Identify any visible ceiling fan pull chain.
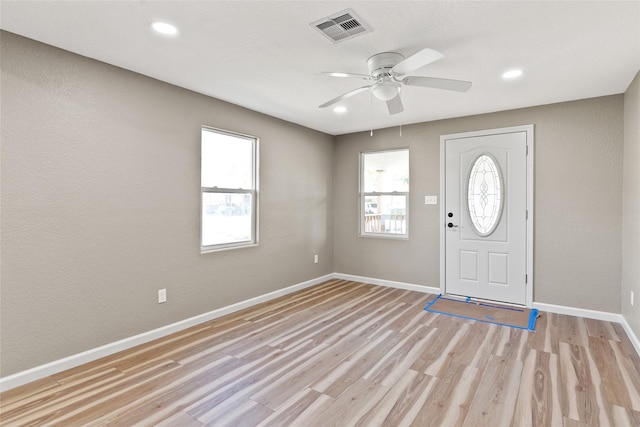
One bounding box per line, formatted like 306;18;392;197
370;90;374;136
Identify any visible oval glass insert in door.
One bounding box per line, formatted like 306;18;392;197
467;153;504;236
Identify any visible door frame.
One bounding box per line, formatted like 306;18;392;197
439;125;535;307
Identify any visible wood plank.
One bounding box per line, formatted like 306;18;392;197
154;411;204;427
202;399;273;427
307;377;390;427
545;312;561;355
364;325;437;386
410;319;470;373
183;340;326;423
609;339;640;411
584;318;621;341
443;321;493;368
557;314;590;347
612;322;640;366
558;342;601;425
250;334;367;410
462;355;523;426
409;363;480;427
260;392;334;427
588;337;634;409
468;323;501;369
265;284;391;351
355;369;435;427
254;388;324;427
423;323;472;376
0;375;61;407
527;311;549;353
511;349;563;426
493;327;528;361
3;280;640;426
310;330;407;398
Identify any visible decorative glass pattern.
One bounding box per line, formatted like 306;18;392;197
467;154;503;236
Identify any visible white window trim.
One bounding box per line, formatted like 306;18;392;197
359;148;410;239
200;126;259;253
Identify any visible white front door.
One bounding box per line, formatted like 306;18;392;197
441;126;532;306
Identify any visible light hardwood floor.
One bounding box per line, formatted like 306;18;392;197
2;279;640;426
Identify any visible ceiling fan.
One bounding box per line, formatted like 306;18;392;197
319;48;472;115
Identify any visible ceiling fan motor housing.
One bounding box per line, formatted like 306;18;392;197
367;52;404;78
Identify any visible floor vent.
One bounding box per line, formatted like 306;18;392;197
311;9;372;43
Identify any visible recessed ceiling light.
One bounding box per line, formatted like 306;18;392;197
502;69;523;80
151;22;178;36
333;106;347;113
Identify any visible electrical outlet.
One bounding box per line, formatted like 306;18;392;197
158;289;167;304
632;291;634;307
314;254;319;264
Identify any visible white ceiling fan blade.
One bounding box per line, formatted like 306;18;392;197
322;72;374;80
319;85;372;108
402;76;472;92
386;94;404;115
391;48;444;76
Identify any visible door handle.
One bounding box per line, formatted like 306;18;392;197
447;222;458;228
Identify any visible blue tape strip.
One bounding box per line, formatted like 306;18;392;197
423;294;442;311
423;295;539;332
528;308;539;331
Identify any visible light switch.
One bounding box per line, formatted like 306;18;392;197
424;195;438;205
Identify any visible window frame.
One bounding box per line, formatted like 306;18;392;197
359;148;410;239
200;126;259;253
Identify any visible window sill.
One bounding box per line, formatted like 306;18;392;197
358;233;409;240
200;242;259;254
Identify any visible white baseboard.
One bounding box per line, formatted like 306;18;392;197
3;272;639;393
619;316;640;357
532;302;622;323
0;274;333;393
332;273;441;295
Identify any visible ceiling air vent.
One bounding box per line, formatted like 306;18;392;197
311;9;372;43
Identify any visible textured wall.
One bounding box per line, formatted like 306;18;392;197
0;29;630;379
622;72;640;336
334;96;624;313
0;32;334;376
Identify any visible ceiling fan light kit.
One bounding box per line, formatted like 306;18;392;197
372;81;401;101
320;48;472;115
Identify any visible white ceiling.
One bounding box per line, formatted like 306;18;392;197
1;1;639;136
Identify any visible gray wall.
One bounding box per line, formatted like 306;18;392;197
0;29;632;379
334;96;624;313
622;71;640;337
0;32;334;377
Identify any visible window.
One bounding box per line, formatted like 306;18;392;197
201;127;258;252
360;149;409;237
467;153;503;236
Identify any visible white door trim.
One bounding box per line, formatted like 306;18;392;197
439;125;535;307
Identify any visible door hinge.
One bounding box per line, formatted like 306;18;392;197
525;274;528;284
526;145;529;155
526;210;529;220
